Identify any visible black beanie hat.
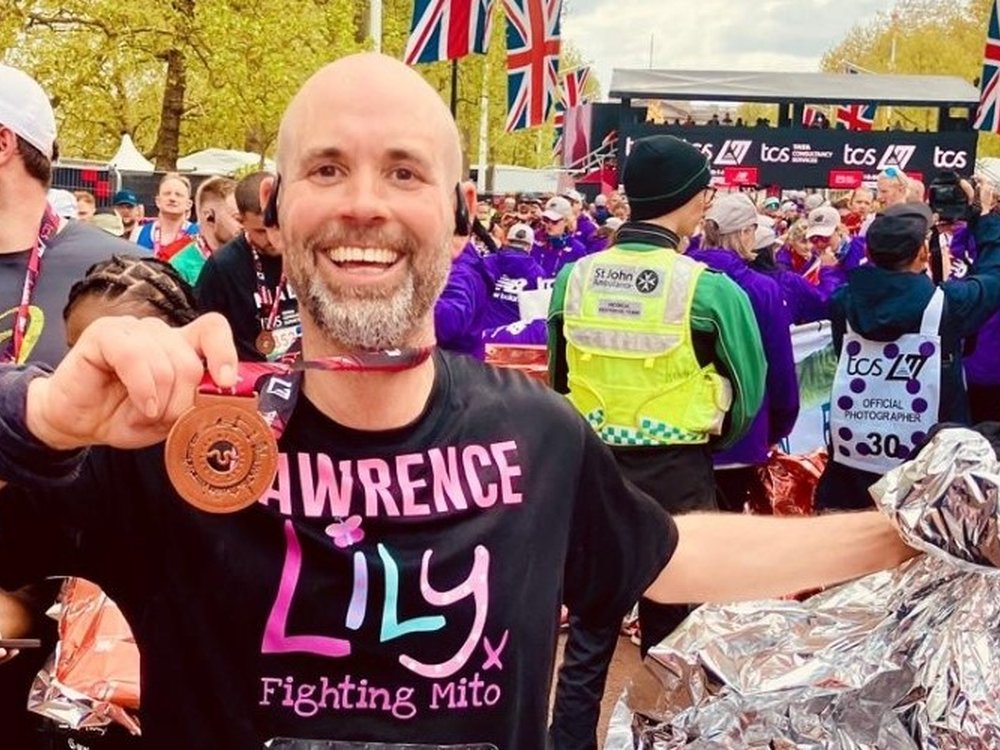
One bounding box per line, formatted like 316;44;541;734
624;135;712;220
867;202;933;267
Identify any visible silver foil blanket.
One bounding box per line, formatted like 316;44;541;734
604;428;1000;749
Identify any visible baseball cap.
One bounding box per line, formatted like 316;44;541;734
762;196;780;211
804;194;826;212
867;202;933;265
623;135;711;220
594;194;608;207
92;212;125;236
506;222;535;248
0;65;56;160
113;189;139;207
806;206;841;238
780;200;798;213
542;196;573;222
605;217;624;231
705;193;758;234
47;188;77;219
561;188;584;203
753;224;780;251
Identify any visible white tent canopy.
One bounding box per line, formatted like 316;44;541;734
176;148;274;175
110;134;154;173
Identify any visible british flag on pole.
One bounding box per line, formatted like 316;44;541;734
975;0;1000;133
560;66;592;109
404;0;497;66
503;0;563;132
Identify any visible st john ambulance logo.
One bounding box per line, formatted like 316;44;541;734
635;269;660;294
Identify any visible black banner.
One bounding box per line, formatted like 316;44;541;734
618;124;979;189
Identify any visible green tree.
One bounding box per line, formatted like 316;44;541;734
821;0;999;154
1;0;596;170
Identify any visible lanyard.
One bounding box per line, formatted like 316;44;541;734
1;204;61;364
252;247;287;332
200;348;434;441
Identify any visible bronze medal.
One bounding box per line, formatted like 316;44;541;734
256;330;276;356
165;393;278;514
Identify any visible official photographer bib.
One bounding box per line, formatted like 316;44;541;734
831;288;944;474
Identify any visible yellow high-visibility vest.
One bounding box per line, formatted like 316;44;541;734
563;245;732;446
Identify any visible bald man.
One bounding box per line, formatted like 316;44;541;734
0;54;915;749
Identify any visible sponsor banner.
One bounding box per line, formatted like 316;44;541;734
620;125;977;188
723;166;760;186
781;321;838;455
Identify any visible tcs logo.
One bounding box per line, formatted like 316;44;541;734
933;147;968;170
842;144;916;171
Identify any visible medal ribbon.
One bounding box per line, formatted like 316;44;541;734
1;204;61;365
252;247;287;333
197;348;435;440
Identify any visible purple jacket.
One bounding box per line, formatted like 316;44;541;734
481;248;547;330
531;234;588;279
575;213;598;243
948;226;1000;386
434;243;492;360
687;247;800;466
773;266;844;324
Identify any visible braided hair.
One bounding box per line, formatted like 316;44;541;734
63;254;198;327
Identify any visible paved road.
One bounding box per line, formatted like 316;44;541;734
551;633;646;747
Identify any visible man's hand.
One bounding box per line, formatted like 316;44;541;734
26;313;238;451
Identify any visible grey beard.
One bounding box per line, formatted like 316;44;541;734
296;251;452;350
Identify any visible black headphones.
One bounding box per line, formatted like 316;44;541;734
263;176;281;228
262;177;470;237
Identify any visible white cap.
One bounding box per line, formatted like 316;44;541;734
47;188;77;219
753;224;779;251
561;188;584;203
542;196;573;222
594;194;608;207
807;206;841;238
705;193;758;234
0;65;56;160
605;217;624;231
506;222;535;248
804;193;826;212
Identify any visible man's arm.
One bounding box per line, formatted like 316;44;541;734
645;512;915;604
546;264;574;392
690;272;767;449
945;213;1000;338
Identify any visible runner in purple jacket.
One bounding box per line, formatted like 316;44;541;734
531;196;588;278
944;221;1000;421
688;195;799;512
751;225;844;324
481;222;547;331
433;242;493;360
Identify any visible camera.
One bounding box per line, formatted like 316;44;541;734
928;171;973;223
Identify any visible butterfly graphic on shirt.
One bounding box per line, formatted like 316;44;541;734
0;305;46;363
325;515;366;549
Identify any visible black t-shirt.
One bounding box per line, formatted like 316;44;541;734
0;353;675;749
195;234;300;362
1;220;134;366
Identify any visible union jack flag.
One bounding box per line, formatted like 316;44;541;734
975;0;1000;133
560;65;592;109
834;103;877;131
404;0;496;66
503;0;563;132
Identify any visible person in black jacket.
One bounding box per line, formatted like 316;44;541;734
817;183;1000;511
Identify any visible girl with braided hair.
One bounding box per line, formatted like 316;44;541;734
63;254;198;345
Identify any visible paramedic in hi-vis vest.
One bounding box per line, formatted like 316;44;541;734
547;135;767;750
816;189;1000;511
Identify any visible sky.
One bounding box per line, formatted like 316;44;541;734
562;0;898;97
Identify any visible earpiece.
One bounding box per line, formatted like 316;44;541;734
454;184;470;237
263;176;281;228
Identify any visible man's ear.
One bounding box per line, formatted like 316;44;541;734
450;180;477;259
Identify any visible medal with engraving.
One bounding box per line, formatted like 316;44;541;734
165;348;435;512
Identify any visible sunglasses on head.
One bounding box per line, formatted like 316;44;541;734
881;166;907;184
